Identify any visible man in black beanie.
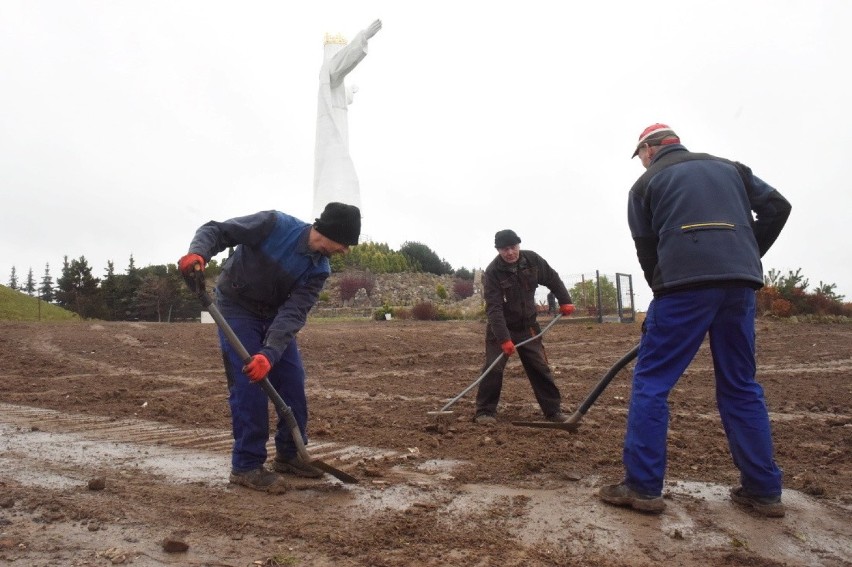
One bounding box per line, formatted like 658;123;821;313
178;202;360;491
474;229;576;424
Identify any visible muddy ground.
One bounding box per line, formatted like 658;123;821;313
0;317;849;566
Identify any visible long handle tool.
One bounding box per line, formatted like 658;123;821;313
185;269;358;483
427;314;563;420
511;343;639;431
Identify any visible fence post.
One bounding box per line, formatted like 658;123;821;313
596;270;603;323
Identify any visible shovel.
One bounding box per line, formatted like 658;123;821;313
427;314;563;421
184;268;358;484
511;343;639;431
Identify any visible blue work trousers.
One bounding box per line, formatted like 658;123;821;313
623;287;782;498
219;315;309;473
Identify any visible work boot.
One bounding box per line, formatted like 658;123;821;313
229;467;288;492
730;486;785;518
598;482;665;514
273;455;324;478
473;413;496;425
545;412;569;423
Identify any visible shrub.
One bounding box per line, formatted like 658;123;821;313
805;293;842;316
758;269;848;318
394;307;412;320
339;276;361;302
412;301;438;320
437;307;465;320
453;278;474;299
756;286;782;315
436;284;448;300
373;303;394;321
318;291;330;303
339;272;376;302
770;298;793;318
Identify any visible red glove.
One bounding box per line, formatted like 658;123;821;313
178;253;205;276
500;340;516;357
559;304;575;317
242;354;271;382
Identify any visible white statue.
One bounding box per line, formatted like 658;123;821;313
312;19;382;219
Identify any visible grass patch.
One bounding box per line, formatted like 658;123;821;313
0;285;79;321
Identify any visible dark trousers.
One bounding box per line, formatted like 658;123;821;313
219;314;309;473
475;324;562;417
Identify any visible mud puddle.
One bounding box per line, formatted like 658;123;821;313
2;402;851;567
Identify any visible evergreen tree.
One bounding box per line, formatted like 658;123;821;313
814;281;844;302
399;241;453;275
24;267;36;296
100;261;123;320
7;266;18;290
329;241;413;273
56;255;103;318
40;263;54;303
123;254;143;320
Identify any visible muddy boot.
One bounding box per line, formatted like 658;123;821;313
273;455;324;478
229;467;288;493
730;486;785;517
473;413;496;425
545;412;569;423
598;482;665;514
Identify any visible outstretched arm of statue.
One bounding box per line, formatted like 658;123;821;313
365;19;382;39
327;19;381;87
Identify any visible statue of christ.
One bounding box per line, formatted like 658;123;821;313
312;19;382;219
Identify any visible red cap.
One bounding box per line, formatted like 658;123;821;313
632;123;679;158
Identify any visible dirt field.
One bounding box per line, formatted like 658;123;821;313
0;317;850;566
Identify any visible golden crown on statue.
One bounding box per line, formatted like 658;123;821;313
323;32;348;45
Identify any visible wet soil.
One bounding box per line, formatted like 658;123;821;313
0;318;850;566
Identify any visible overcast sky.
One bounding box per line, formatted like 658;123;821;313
2;1;850;311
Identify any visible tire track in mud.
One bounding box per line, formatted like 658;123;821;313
0;402;406;484
2;400;843;484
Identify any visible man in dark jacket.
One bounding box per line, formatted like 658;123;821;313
178;202;360;492
598;124;791;516
474;229;575;424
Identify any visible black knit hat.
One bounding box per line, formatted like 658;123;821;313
314;202;361;246
494;229;521;248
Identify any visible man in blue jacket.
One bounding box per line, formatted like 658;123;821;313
599;124;791;516
178;202;360;491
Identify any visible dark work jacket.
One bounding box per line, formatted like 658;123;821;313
187;210;330;365
483;250;572;343
627;144;791;295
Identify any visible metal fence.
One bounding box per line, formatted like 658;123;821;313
536;270;635;323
